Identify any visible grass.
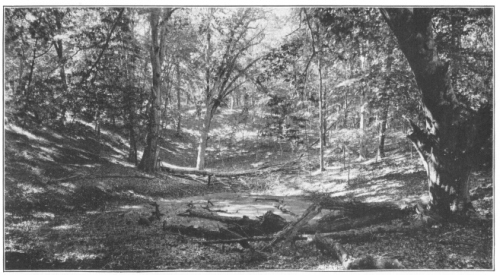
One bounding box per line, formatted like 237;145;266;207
3;108;493;270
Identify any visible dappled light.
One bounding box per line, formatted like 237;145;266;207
7;124;50;143
4;6;492;271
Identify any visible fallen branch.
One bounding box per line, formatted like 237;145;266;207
195;236;308;245
255;198;283;203
299;199;411;234
160;155;303;179
46;173;155;184
178;209;260;226
263;202;322;251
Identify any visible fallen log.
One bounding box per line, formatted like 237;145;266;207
159;155;303;179
178;209;260;226
178;209;288;236
46;173;155;184
263;202;322;251
298;198;411;234
195;236;308;245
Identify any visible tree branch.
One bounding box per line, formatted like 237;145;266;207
82;8;125;82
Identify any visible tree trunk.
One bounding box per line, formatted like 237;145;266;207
358;94;367;159
381;8;475;216
318;48;324;171
196;104;214;170
139;10;163;172
377;101;389;158
176;61;182;135
24;39;38;117
377;45;393;159
54;10;68;123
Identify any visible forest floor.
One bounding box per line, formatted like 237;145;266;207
3;109;493;270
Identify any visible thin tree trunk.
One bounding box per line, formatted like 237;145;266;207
358;47;368;159
176;61;182;135
377;100;389;158
196;105;214;170
377;45;394;159
53;10;68;123
24;38;38;117
318;53;324;171
358;92;367;159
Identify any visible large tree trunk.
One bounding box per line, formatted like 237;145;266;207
381;8;474;216
139;9;163;172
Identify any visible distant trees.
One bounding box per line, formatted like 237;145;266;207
4;7;492;184
194;8;265;170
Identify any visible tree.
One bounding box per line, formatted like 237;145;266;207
380;8;492;216
304;9;325;171
195;8;265;170
138;8;176;172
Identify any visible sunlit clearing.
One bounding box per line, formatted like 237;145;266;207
51;132;64;139
183;128;201;137
103;142;126;155
53;224;81;230
32;212;55;219
316;263;343;270
50;186;73;196
107;158;135;167
73;118;93;128
218;204;273;219
120;205;143;209
6;124;49;143
185;109;197;115
254;186;304;196
9;220;49;230
17;183;45;194
363;195;393;203
235;129;258;139
39;145;59;156
54;252;102;262
251;161;265;168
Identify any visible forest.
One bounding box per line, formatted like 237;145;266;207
4;7;493;270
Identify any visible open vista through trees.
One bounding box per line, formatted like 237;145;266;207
4;7;493;270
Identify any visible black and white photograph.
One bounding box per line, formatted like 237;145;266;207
3;5;493;270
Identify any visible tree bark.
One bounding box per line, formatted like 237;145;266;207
377;45;393;159
53;10;68;123
139;8;175;172
176;61;182;135
377;101;388;158
124;15;138;165
196;104;214;170
381;8;475;216
317;33;325;171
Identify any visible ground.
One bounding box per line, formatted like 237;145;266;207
3;108;493;270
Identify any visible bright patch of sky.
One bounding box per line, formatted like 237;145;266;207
259;7;296;49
